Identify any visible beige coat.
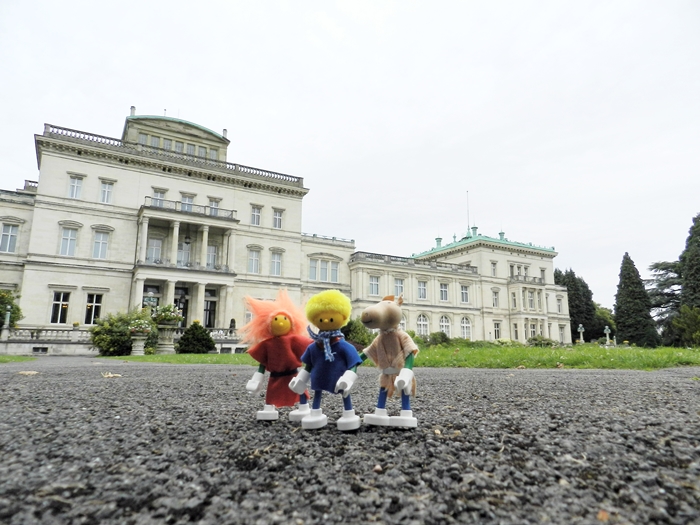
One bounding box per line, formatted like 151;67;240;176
363;329;418;397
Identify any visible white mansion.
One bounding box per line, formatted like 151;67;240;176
0;109;571;344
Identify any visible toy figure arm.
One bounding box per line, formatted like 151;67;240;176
335;369;358;398
394;353;415;395
246;365;266;394
289;364;311;394
404;353;414;370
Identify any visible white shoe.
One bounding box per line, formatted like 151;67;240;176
390;409;417;428
337;409;361;431
289;403;310;422
256;404;279;421
363;408;391;426
301;408;328;429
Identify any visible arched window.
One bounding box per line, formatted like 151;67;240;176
439;315;451;337
461;317;472;340
417;314;428;336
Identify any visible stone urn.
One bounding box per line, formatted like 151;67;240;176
156;324;177;354
130;332;149;356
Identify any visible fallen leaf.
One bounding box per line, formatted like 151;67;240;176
17;371;39;376
101;372;122;378
516;365;526;369
556;362;564;368
597;510;610;522
434;429;442;436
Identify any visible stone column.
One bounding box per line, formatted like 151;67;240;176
164;280;176;307
192;282;206;324
170;221;180;267
226;229;235;271
133;278;145;310
199;225;209;268
138;216;149;263
223;284;234;329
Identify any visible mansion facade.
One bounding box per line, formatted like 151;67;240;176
0;109;572;344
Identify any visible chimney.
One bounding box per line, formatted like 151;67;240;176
130;106;136;116
223;128;228;138
499;231;505;240
471;226;478;237
435;237;442;248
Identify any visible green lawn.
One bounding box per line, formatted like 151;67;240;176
100;343;700;371
0;356;36;364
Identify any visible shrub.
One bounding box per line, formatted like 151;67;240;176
341;318;376;348
176;320;216;354
0;290;23;328
90;310;157;356
527;335;558;347
152;304;184;324
428;331;450;346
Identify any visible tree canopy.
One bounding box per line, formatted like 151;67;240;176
680;213;700;309
614;253;659;347
554;268;596;341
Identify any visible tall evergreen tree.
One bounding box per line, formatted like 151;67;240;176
614;253;659;347
554;268;596;341
646;260;682;346
680;213;700;309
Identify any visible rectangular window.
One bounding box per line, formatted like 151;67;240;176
440;283;448;301
492;291;499;308
152;190;165;207
93;231;109;259
198;146;207;157
510;264;514;277
100;182;113;204
163;138;172;150
175;141;184;153
491;262;497;276
85;294;102;324
0;224;18;253
494;322;501;339
150;136;160;148
309;259;317;280
187;144;196;155
528;291;535;309
270;252;282;276
395;278;404;297
513;323;519;341
138;133;148;145
524;267;529;277
181;195;193;213
461;285;469;303
209;148;218;160
209;200;219;217
248;249;260;273
530;323;537;338
511;292;517;309
177;242;191;267
251;206;261;225
320;260;328;282
330;261;339;283
204;300;217;328
69;176;82;199
60;227;77;256
146;238;162;262
418;281;427;300
557;298;563;313
51;292;70;324
369;276;379;296
207;245;217;269
540;269;546;282
273;209;283;229
537;292;542;310
559;325;565;343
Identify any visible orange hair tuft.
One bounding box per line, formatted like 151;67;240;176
239;289;308;345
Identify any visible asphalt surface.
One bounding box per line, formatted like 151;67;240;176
0;357;699;525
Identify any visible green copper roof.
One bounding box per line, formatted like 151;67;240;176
126;115;229;143
414;231;556;258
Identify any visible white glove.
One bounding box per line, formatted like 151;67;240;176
246;371;264;394
394;368;414;395
334;370;358;398
289;369;310;394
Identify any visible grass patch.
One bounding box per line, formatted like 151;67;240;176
0;356;36;364
97;343;700;370
417;342;700;370
100;353;257;365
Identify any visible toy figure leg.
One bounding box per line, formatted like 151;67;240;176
301;390;328;429
337;394;361;431
363;388;390;426
289;393;310;422
390;391;417;428
256;404;279;421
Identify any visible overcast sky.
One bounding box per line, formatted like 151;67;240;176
1;1;698;308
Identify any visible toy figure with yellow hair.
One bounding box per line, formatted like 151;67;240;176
240;289;312;421
288;289;363;430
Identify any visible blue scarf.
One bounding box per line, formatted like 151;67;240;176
308;326;344;362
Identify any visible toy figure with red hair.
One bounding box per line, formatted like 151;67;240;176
239;289;312;421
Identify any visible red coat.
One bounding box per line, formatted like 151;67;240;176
247;334;312;407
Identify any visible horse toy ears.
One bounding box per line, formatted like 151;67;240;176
382;294;404;306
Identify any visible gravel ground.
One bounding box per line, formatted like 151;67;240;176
0;357;699;525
